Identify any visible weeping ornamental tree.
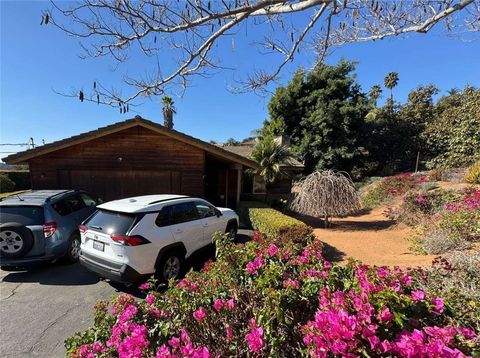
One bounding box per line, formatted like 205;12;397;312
289;170;361;228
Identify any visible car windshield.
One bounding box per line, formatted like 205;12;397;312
0;206;45;226
85;209;136;235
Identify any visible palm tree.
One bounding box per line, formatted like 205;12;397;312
384;72;399;103
162;96;176;129
368;84;382;106
251;137;293;200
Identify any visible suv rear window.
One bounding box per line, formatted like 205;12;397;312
0;206;45;226
85;209;136;235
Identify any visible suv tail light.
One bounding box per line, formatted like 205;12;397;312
79;225;88;233
110;234;150;246
43;222;57;238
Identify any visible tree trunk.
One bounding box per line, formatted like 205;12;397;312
324;214;329;228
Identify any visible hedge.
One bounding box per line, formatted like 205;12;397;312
6;171;31;190
237;201;313;241
0;174;15;193
0;171;31;192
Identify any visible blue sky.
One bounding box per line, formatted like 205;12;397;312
1;1;479;160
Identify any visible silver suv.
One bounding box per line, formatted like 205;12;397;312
0;190;98;267
79;195;239;284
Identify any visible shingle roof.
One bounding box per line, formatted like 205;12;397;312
2;116;258;169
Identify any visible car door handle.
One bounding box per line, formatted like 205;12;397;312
174;229;183;234
203;223;209;227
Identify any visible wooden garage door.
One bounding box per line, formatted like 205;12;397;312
58;169;181;201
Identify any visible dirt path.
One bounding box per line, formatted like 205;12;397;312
298;207;436;267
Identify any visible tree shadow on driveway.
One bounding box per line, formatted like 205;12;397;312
1;230;254;297
1;261;100;286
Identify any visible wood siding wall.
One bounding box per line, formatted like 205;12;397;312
28;126;205;200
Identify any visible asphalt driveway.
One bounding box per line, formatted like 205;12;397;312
0;262;122;357
0;230;252;357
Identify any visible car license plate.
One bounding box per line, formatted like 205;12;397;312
93;240;104;252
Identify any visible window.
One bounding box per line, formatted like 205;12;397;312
0;206;44;225
65;195;86;212
195;200;216;218
86;210;136;235
80;193;97;207
155;205;173;227
52;200;72;216
172;202;199;224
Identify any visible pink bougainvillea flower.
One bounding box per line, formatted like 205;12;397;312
411;290;426;302
401;275;413;286
267;243;279;257
226;298;235;309
323;261;332;270
282;278;299;289
193;307;207;321
378;307;394;322
213;298;223;311
155;344;171;357
246;321;264;353
226;325;233;341
252;231;263;241
138;282;150;290
246;257;265;275
145;294;155;305
181;329;190;342
431;297;445;314
168;336;180;348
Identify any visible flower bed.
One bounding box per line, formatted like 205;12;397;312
66;230;479;357
393;189;480;255
362;172;428;208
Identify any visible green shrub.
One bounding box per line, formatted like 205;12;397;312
237;201;313;239
5;171;30;190
0;174;15;193
465;161;480;184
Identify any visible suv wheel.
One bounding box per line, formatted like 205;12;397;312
225;221;238;240
0;223;34;259
156;250;184;282
64;233;81;263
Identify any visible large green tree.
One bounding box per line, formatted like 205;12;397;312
265;61;370;174
425;86;480;168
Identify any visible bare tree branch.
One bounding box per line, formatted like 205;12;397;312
45;0;479;106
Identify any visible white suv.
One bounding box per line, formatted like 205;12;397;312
78;195;239;284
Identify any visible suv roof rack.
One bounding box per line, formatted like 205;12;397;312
45;190;77;202
147;195;188;206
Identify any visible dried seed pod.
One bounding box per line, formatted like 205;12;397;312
79;91;84;102
40;16;44;25
154;35;157;44
44;14;49;24
93;81;96;89
97;94;100;104
126;104;129;112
